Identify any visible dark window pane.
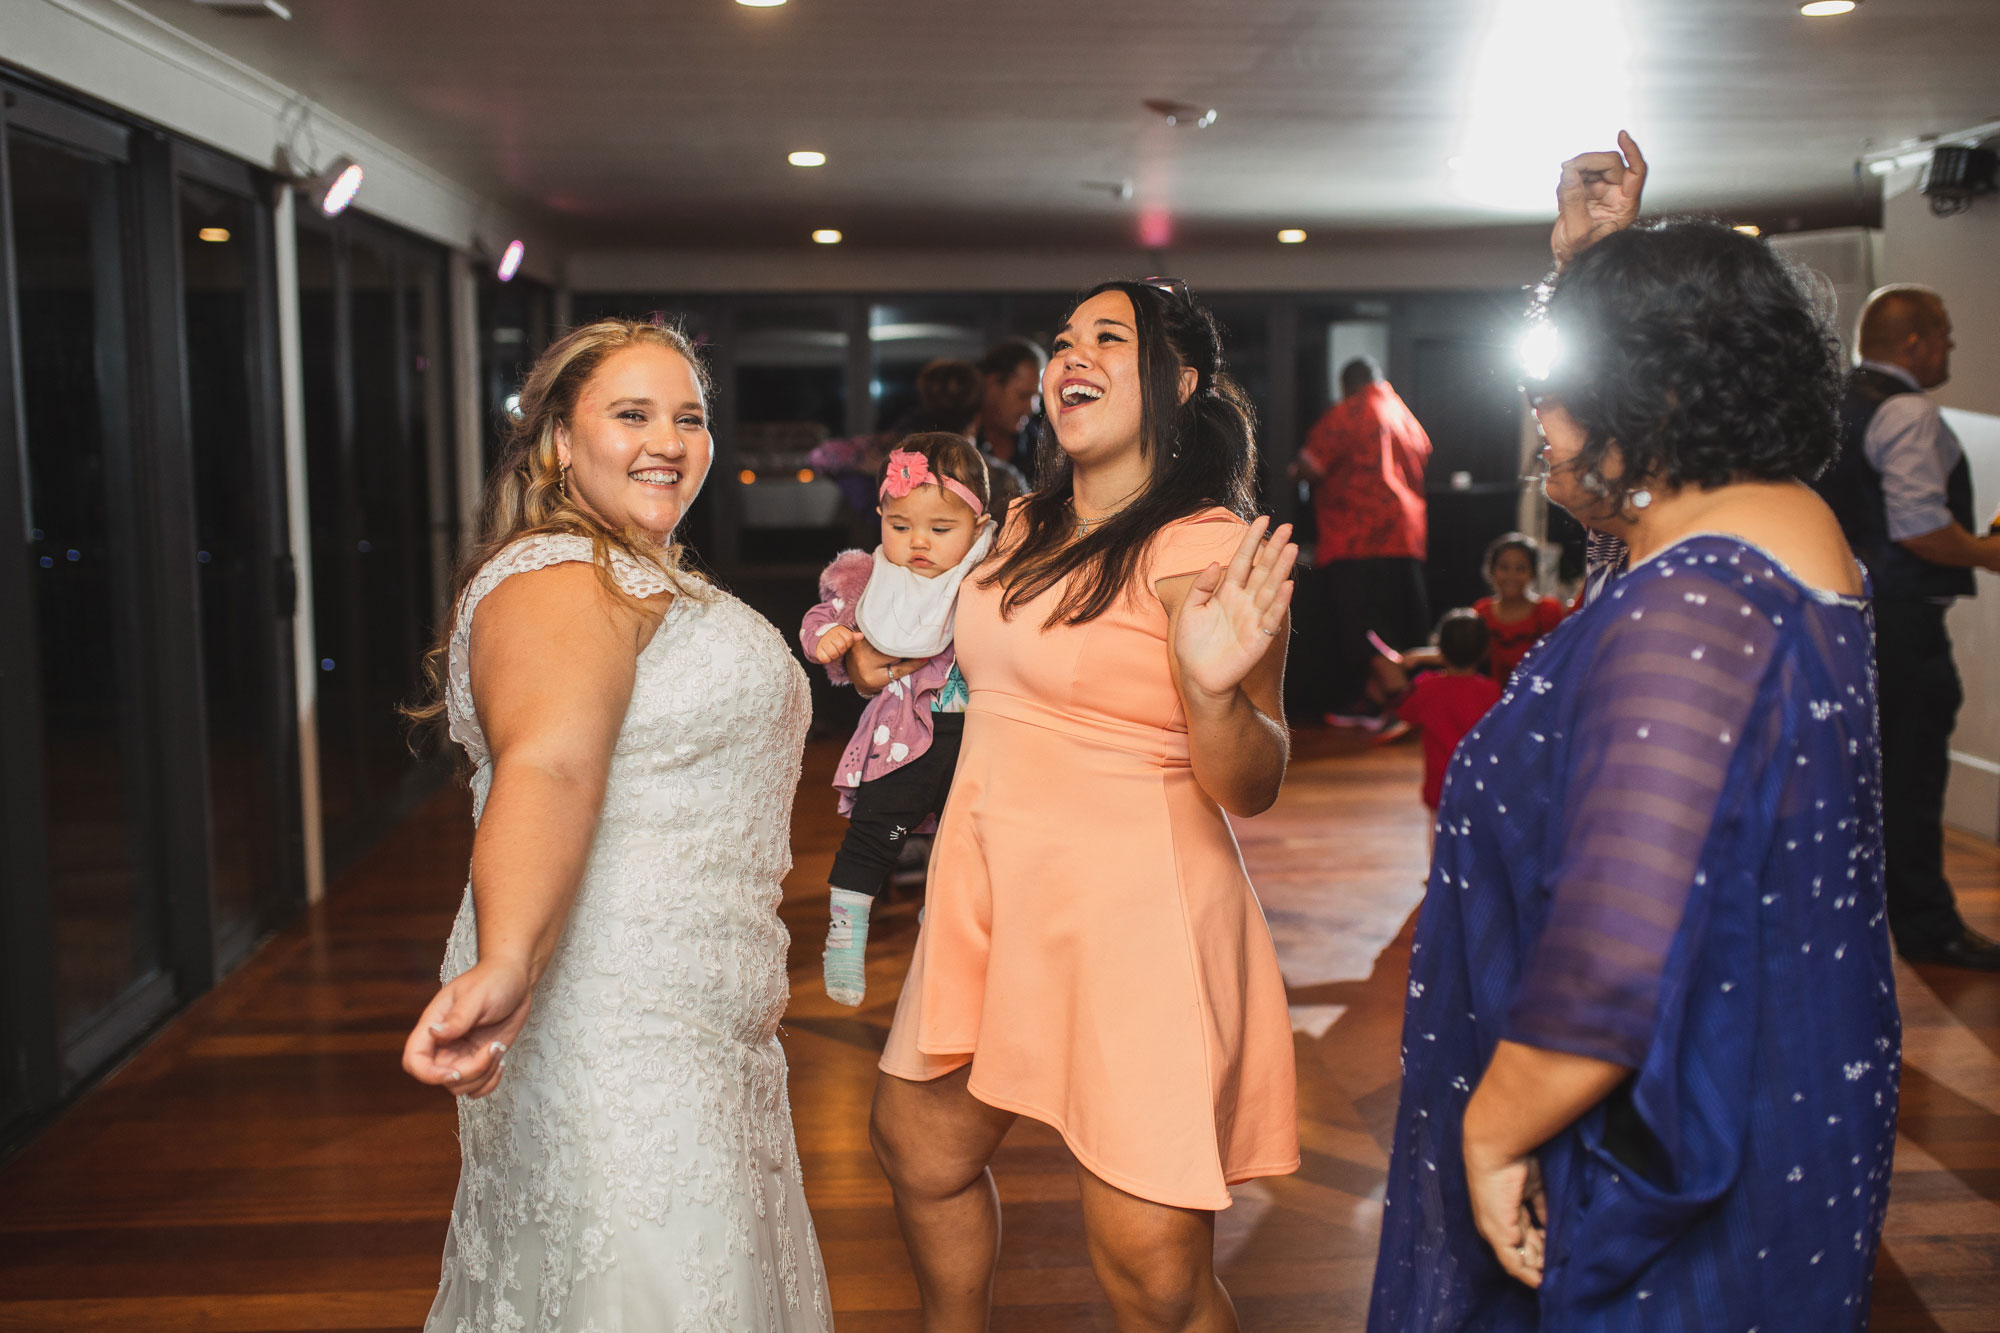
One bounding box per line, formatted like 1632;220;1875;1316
9;129;163;1053
734;305;849;567
181;179;284;956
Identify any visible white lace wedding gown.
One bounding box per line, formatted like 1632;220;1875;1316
425;533;831;1333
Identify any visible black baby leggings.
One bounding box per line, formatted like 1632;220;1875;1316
827;712;966;899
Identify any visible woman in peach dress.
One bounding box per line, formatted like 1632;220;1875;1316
853;279;1299;1331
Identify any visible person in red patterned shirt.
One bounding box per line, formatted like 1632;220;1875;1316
1289;358;1434;724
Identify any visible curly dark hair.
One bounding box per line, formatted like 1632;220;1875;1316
1527;220;1843;512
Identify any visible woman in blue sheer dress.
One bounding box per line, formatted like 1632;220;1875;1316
1370;160;1900;1330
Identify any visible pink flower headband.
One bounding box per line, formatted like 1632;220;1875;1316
879;448;985;516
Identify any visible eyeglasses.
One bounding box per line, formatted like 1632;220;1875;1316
1140;275;1192;302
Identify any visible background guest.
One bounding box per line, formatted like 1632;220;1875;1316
1397;608;1500;812
1475;532;1567;683
896;357;1029;511
974;336;1047;479
1288;356;1434;727
1812;284;2000;970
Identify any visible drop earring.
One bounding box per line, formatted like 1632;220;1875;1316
559;461;570;499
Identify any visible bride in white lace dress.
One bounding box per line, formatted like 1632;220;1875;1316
400;320;830;1332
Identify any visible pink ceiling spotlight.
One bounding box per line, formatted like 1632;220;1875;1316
1138;207;1174;249
497;239;526;282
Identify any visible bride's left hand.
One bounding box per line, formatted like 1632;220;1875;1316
402;957;534;1099
1173;517;1296;701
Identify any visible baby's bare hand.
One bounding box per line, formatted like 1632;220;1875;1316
815;625;859;664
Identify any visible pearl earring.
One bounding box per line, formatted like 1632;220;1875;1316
1629;488;1653;511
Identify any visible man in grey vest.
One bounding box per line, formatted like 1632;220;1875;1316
1815;285;2000;970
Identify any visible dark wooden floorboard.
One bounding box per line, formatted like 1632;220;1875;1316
2;730;1996;1329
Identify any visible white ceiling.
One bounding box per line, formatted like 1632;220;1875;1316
130;0;2000;249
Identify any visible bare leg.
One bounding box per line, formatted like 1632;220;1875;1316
870;1066;1018;1332
1076;1164;1237;1333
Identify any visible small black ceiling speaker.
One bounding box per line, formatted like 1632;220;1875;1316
1920;144;1998;217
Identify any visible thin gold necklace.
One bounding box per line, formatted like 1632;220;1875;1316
1071;485;1143;535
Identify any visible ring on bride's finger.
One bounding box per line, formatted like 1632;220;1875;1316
489;1041;508;1056
1259;626;1278;636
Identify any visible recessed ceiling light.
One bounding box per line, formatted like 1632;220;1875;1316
1733;223;1763;237
1277;228;1307;244
812;229;843;244
192;0;291;17
1800;1;1857;15
1143;99;1218;129
497;239;526;281
197;227;231;243
788;150;826;167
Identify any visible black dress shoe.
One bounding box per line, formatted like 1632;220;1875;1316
1898;926;2000;972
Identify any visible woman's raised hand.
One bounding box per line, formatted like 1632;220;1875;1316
1551;131;1648;269
1173;517;1296;701
402;957;535;1100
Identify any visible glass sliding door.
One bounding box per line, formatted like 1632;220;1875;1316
0;83;305;1151
2;111;173;1090
178;161;298;969
298;216;452;873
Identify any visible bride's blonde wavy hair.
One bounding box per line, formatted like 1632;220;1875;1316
406;318;715;741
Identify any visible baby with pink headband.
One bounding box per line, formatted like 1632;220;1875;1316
798;432;997;1006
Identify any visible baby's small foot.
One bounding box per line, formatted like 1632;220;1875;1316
824;887;872;1007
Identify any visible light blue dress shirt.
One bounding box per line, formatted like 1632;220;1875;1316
1859;359;1964;542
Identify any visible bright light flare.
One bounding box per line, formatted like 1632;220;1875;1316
1519;323;1560;381
497;239;526;282
788;150;826;167
1277;228;1307;244
736;0;786;6
812;229;842;244
1449;0;1633;213
1800;1;1856;16
319;160;363;216
1733;223;1762;237
198;227;231;243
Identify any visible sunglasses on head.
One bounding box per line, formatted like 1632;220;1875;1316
1140;275;1192;302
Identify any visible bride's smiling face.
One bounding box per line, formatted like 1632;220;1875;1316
556;344;712;541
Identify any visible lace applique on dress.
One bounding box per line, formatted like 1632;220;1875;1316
428;533;830;1332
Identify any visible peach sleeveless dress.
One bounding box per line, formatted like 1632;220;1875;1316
880;507;1299;1210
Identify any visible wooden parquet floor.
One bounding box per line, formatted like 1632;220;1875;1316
2;731;1997;1330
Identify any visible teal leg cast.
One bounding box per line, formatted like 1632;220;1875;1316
824;887;874;1006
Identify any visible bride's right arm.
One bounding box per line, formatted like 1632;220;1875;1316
402;562;652;1098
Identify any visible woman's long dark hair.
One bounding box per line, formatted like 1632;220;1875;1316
980;279;1257;625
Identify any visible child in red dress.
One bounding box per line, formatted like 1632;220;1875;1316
1398;610;1502;810
1473;532;1566;684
